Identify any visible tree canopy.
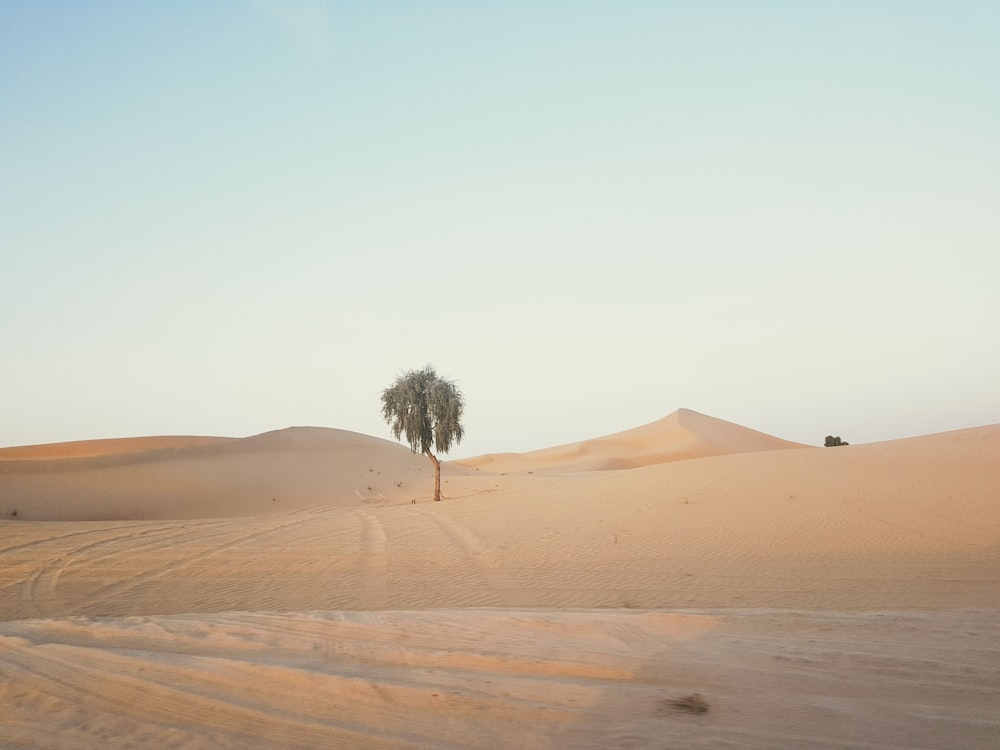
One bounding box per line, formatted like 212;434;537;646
381;366;465;500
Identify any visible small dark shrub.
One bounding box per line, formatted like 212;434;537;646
824;435;849;447
668;693;709;713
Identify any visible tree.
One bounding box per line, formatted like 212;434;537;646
381;366;465;501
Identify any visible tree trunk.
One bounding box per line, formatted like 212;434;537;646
425;450;442;501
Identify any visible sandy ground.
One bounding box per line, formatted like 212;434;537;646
1;410;998;748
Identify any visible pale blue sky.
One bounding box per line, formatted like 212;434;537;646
2;1;998;457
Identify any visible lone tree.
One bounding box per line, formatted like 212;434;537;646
381;366;465;501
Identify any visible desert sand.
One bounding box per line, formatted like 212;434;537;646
1;409;998;748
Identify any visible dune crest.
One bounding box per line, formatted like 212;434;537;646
0;435;235;461
456;408;806;472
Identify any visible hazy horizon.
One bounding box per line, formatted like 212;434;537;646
3;2;998;457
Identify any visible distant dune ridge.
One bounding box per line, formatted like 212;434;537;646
456;407;807;472
0;409;802;521
1;410;998;748
0;434;235;460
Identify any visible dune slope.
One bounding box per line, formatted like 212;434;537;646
2;608;997;750
0;427;445;521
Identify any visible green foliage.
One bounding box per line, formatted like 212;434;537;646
381;366;465;456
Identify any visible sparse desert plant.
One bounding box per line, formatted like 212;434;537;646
824;435;849;447
381;365;465;501
668;693;709;713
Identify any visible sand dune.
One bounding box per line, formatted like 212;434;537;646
1;412;998;748
0;427;442;521
456;408;806;472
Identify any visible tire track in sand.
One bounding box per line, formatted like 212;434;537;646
66;515;323;614
15;523;186;619
410;506;516;606
352;510;388;609
0;522;168;556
